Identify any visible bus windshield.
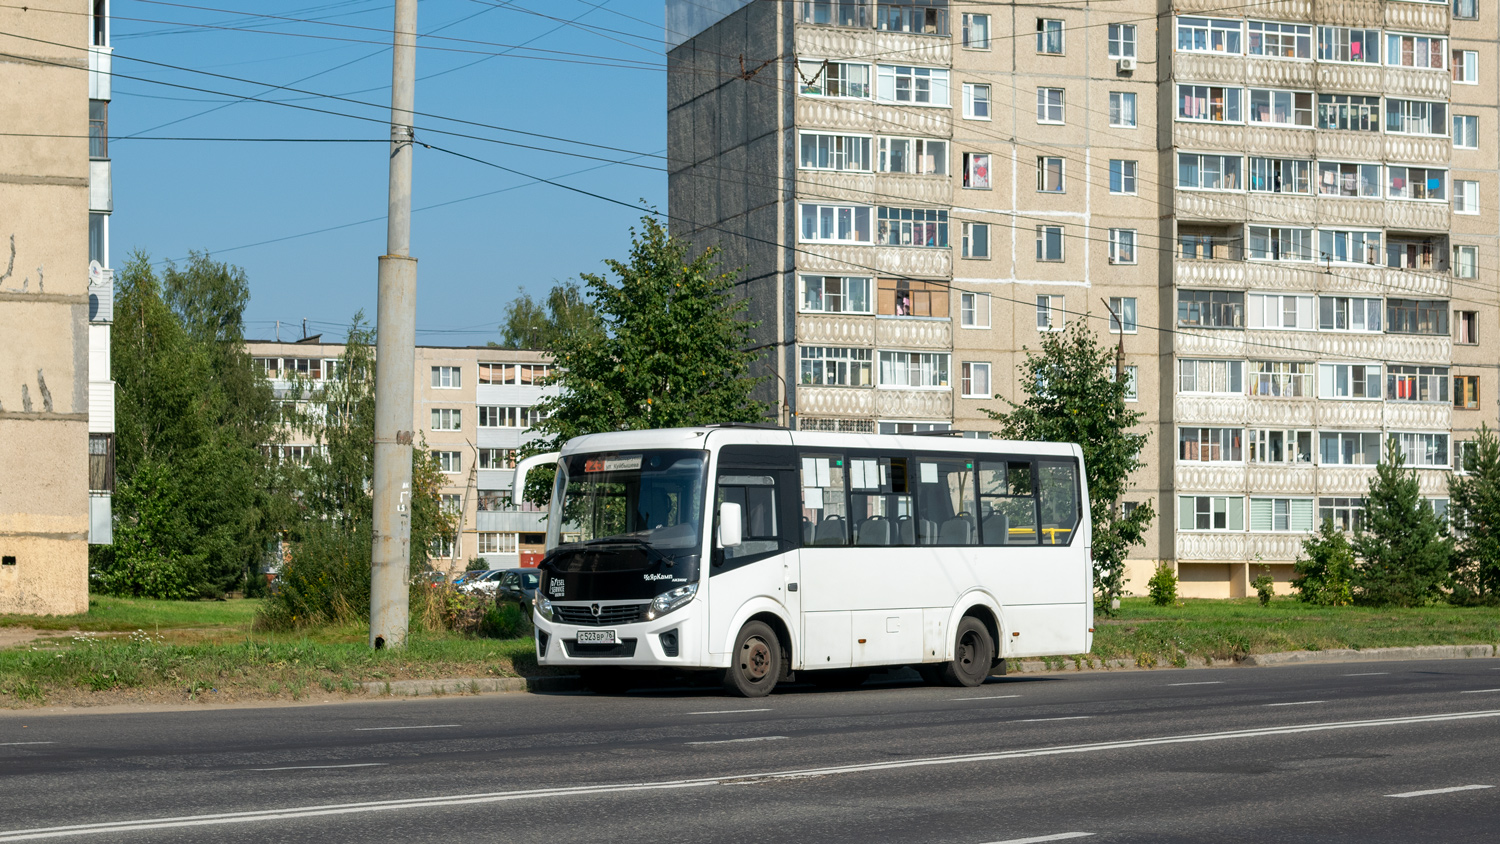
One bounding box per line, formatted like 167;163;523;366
551;450;708;554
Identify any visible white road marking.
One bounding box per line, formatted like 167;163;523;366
1345;673;1389;677
248;764;386;772
1266;701;1325;707
951;694;1023;701
1460;689;1500;694
0;742;53;747
981;834;1094;844
6;709;1500;841
1168;681;1224;686
686;709;771;715
1387;785;1493;799
685;736;788;746
1019;716;1091;722
353;725;462;732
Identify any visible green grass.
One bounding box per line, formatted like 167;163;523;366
0;596;261;632
1088;597;1500;666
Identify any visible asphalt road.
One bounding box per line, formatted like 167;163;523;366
3;658;1499;843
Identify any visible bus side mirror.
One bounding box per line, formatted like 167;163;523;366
717;502;743;549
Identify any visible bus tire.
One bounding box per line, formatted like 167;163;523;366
579;668;633;695
940;617;994;688
723;621;781;698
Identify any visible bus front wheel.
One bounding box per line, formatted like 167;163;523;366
723;621;781;698
940;617;994;687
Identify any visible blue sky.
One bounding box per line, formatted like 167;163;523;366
109;0;669;345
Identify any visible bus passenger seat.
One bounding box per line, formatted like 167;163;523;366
856;516;891;546
802;518;814;545
814;514;846;546
982;513;1009;546
897;515;915;545
939;517;973;545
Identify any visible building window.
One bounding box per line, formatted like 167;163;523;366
1248;226;1313;262
1109;92;1137;127
799;132;872;172
1319;497;1366;532
1249;293;1315;329
1180;153;1244;191
429;534;456;559
1107;297;1137;333
877;351;950;388
800;203;873;243
798;59;872;98
1177;17;1242;54
1121;366;1139;402
434;450;462;474
877;1;948;35
1386;365;1450;403
1036;156;1065;192
478;448;518;469
961;13;990;49
1454;181;1479;214
876;64;950;106
1386;237;1444;270
477;363;552;385
1388;166;1447;201
478;532;519;555
1387;299;1450;335
431;366;461;389
1178;290;1245;328
1250;361;1311;398
959;292;990;328
1248;157;1311;194
1320;296;1383;332
1036;18;1064;54
1317;94;1381;132
961;222;990;259
1319;433;1382;466
1316;161;1379;197
478;406;544;428
1454;115;1479;148
961;362;991;398
1456;310;1479;344
1318;229;1382;265
1035;226;1064;262
1108;23;1136;58
1455;375;1481;410
797;1;871;28
1453;50;1478;83
1387;33;1446;70
1318;26;1380;63
879;137;947;174
800;346;874;387
1386;99;1449;136
1036;295;1065;330
88;100;107;159
1458;440;1480;472
1250;429;1314;464
1250;498;1315;532
1249;88;1313;127
89;213;106;265
1389;432;1449;468
1178;359;1244;394
878;278;949;317
1317;364;1381;399
877;207;948;247
1179;496;1245;532
1109;159;1137;194
1108;230;1136;265
1036;88;1064;123
89;433;115;493
962;153;991;189
1177;84;1242;122
962;83;991;120
1249;20;1311;58
1455;0;1478;19
801;275;872;314
440;494;462;516
430;408;462;431
1179;427;1244;462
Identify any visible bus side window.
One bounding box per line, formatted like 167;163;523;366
978;460;1038;546
848;455;914;547
800;454;848;546
914;457;978;546
1037;459;1081;545
716;473;781;561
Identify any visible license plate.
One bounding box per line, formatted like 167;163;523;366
576;629;617;645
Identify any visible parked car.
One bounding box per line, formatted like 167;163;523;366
494;568;540;606
458;569;505;595
420;570;447;589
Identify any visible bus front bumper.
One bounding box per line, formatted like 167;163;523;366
534;605;701;668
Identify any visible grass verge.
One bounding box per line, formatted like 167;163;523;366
0;596;261;632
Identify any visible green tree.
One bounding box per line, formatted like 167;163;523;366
1448;424;1500;604
1291;521;1355;606
982;318;1154;612
1351;439;1451;606
524;217;767;502
497;280;601;350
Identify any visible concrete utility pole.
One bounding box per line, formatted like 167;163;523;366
369;0;419;650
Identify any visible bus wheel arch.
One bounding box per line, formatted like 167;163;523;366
961;605;1002;667
747;611;793;678
724;617;786;697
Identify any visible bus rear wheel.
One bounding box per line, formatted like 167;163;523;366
940;617;994;688
723;621;781;698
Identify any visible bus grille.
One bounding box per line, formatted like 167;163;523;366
554;603;646;626
562;639;638;658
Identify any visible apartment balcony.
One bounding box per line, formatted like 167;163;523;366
875;316;950;349
875;386;951;419
799;314;876;346
1385;0;1449;33
1315;63;1448;101
1383;134;1452;166
88;45;111;100
1173;258;1451;299
1247;464;1319;495
88;381;114;434
796;99;951;138
799;171;951;207
1175;463;1246;493
1175;190;1248;223
794;25;950;67
88;159;111;213
1383;400;1451;431
797;385;876;418
1175;394;1249;426
1173;0;1312;20
475;428;528;450
796;243;951;278
88;268;113;323
1243;194;1316;226
89;493;112;545
1318;331;1450;365
475;510;546;533
1245;397;1318;427
1175;123;1316;159
1172;53;1246;87
1314;399;1387;429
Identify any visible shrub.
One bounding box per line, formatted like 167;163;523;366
482;601;533;639
1252;569;1274;606
1292;522;1355;606
1147;563;1178;607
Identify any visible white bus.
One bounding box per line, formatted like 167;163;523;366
524;425;1092;697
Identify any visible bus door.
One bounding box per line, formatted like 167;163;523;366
707;446;801;661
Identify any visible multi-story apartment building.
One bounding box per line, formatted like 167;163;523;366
0;0;113;614
246;341;557;574
667;0;1499;597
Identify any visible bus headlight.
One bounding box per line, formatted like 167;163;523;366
647;583;697;621
535;594;555;622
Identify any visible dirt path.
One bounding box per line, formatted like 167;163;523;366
0;627;47;649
